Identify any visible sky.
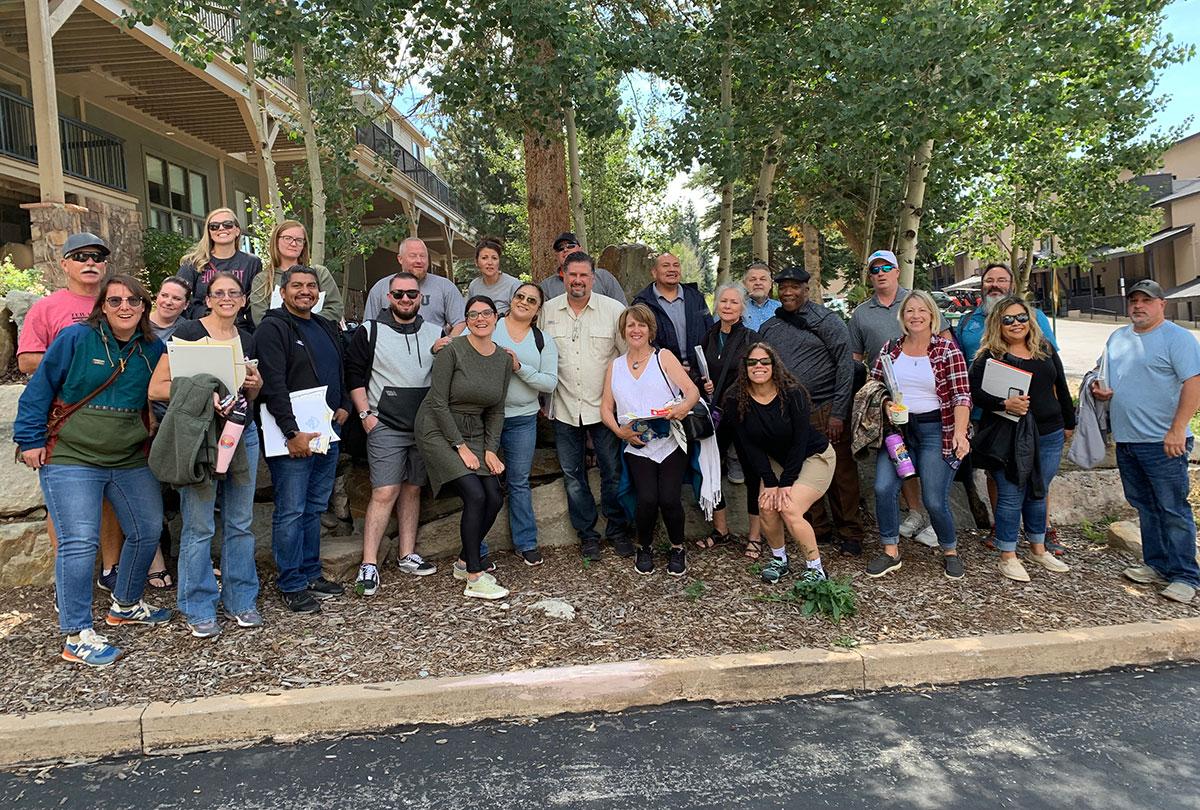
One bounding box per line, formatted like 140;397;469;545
1155;0;1200;138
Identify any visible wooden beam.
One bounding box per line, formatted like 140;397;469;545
24;0;64;202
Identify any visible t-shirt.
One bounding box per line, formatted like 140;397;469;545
178;251;263;327
467;273;523;316
891;353;940;413
848;288;909;364
1105;321;1200;444
294;315;343;412
363;272;466;332
17;288;96;355
150;316;190;343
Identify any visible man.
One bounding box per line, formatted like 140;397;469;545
956;261;1057;363
540;251;632;560
741;261;781;331
539;232;628;304
345;272;442;597
632;252;713;375
256;266;351;614
1094;280;1200;604
759;265;864;555
17;232;126;591
362;238;466;342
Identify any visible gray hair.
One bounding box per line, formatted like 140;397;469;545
398;237;427;254
713;283;747;310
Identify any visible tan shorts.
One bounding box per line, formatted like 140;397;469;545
769;444;836;495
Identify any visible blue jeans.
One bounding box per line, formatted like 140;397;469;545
40;464;164;634
554;420;631;544
266;440;340;593
177;429;260;624
993;428;1065;553
501;413;539;552
1116;438;1199;588
875;418;957;549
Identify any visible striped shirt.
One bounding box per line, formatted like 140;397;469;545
871;335;972;458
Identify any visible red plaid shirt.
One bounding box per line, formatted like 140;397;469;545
871;335;972;457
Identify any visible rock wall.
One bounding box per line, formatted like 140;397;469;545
20;198;144;289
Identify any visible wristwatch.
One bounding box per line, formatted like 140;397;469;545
358;409;373;420
285;428;298;441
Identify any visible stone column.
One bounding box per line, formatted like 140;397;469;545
20;198;145;289
20;201;87;288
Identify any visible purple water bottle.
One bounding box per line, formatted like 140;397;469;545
885;431;917;479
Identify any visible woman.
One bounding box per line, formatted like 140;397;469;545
149;276;192;342
467;238;522;316
14;275;170;667
600;304;699;576
249;220;344;327
724;343;835;583
149;272;264;637
493;283;558;566
416;295;513;599
696;283;762;555
969;296;1073;582
867;289;971;580
177;208;261;329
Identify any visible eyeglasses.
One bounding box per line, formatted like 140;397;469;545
390;289;420;300
1000;313;1031;326
67;251;107;263
278;235;306;245
208;290;244;300
208;220;238;232
512;292;540;305
105;296;144;309
744;357;774;367
465;310;495;321
869;264;897;275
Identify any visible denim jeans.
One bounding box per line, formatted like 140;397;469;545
875;417;957;549
554;419;630;544
178;428;260;624
40;463;164;634
500;413;539;552
993;428;1065;553
266;439;340;593
1116;438;1199;588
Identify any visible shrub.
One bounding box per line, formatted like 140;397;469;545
765;573;858;622
142;228;194;293
0;256;47;297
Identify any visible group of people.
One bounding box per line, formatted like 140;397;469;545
11;212;1200;669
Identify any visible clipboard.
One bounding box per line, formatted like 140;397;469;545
982;358;1033;422
167;340;241;393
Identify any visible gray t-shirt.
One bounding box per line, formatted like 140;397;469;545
467;272;523;316
848;287;909;364
540;266;628;306
364;272;466;333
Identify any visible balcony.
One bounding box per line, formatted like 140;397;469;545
355;123;459;214
0;88;127;192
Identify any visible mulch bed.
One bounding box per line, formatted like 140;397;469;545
1;522;1198;715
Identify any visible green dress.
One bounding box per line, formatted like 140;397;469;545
415;337;513;497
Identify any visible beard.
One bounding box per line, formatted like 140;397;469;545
982;292;1004;313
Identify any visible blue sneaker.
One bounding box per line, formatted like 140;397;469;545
96;566;118;593
223;607;263;628
62;629;122;667
105;599;172;626
187;619;221;638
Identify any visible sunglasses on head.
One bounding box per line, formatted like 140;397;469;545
105;296;144;309
208;220;238;231
744;357;774;367
390;289;421;300
869;264;897;275
1001;313;1030;326
67;251;107;263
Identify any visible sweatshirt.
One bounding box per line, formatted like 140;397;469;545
344;311;441;425
254;307;350;436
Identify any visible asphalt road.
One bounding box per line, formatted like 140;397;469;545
6;664;1200;810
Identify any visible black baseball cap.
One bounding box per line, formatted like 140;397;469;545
1126;279;1164;300
553;232;580;251
62;232;110;258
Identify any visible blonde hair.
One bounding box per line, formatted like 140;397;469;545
181;208;240;270
263;220;310;293
618;303;658;343
896;289;944;337
976;295;1049;361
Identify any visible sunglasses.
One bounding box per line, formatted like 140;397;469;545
208;220;238;231
466;310;495;321
105;296;144;309
744;357;774;367
389;289;420;300
207;290;244;300
556;243;580;252
869;264;897;275
67;251;107;263
1000;313;1031;326
512;292;540;305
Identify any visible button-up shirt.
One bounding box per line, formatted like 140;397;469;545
539;292;626;426
743;296;781;331
656;289;688;356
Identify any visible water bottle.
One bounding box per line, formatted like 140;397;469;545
885;430;917;479
215;396;248;474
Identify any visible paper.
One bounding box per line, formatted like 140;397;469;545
270;286;326;314
982;358;1034;422
167;340;241;393
692;345;710;380
260;386;340;457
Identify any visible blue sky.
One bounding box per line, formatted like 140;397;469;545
1156;0;1200;137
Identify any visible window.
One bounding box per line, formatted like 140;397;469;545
145;155;207;239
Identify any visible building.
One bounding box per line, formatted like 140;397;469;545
0;0;468;313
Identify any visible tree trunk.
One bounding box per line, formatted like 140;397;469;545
895;139;934;290
292;41;326;267
1015;233;1038;295
750;123;784;264
243;35;283;223
716;43;733;285
564;103;587;252
861;167;881;283
802;222;821;295
523;124;571;283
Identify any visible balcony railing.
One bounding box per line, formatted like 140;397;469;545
355;123;459;214
0;89;127;191
195;10;296;92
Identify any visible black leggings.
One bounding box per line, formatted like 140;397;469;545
626;449;688;549
450;474;504;574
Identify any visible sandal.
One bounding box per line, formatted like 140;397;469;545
696;529;733;550
743;537;765;560
146;570;174;590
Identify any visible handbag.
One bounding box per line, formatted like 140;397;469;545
655;350;716;441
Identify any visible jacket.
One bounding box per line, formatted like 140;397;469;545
698;321;758;406
344;311;440;428
254;307;351;436
851;379;889;457
972;410;1044;497
1067;368;1110;469
759;302;854;419
149;373;249;491
632;282;713;377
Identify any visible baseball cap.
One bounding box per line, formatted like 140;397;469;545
1126;279;1164;300
866;249;898;269
553;232;580;251
62;232;111;258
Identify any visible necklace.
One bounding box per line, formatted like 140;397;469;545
630;351;652;369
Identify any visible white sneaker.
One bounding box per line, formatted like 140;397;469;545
1027;552;1069;573
899;511;927;538
464;576;509;600
397;553;437;577
913;525;939;548
354;563;380;596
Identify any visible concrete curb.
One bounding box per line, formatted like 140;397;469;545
4;617;1199;767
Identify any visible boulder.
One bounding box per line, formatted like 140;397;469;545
597;243;653;299
1046;469;1136;525
1106;520;1143;556
0;385;46;518
4;290;41;334
0;306;14;372
0;520;53;586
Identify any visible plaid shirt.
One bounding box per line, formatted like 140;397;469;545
871;335;972;457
